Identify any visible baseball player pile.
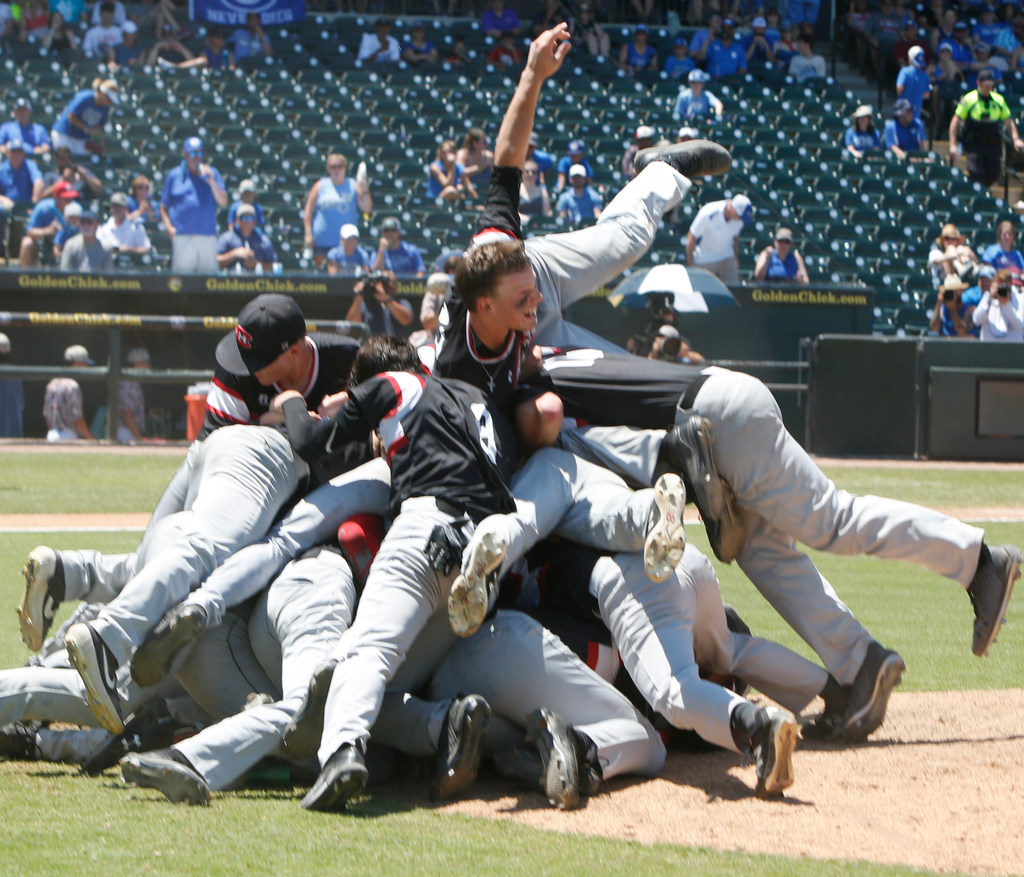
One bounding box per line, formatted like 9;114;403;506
3;26;1020;814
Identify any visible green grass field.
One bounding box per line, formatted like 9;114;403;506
1;452;1021;876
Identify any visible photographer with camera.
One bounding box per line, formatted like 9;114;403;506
972;267;1024;342
345;269;413;339
929;274;980;337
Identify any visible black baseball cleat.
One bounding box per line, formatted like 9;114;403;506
282;659;337;762
65;622;124;734
838;641;905;742
751;706;800;798
968;543;1021;657
301;742;368;811
524;707;584;810
120;748;211;806
82;698;179;776
656;415;746;564
431;694;491;802
633;139;732;178
18;546;66;652
0;722;41;760
130;603;209;688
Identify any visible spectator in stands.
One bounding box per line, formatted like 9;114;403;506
973;266;1024;340
0;333;23;439
455;128;494;194
401;21;439;65
60;209;113;272
160;136;227;275
326;223;371;277
40;145;103;204
19;179;76;266
753;226;810;284
43;345;94;442
40;11;78;51
413;271;450;347
896;46;932;121
689;12;722;63
227;179;264;231
50;78;119;157
788;0;821;38
929;274;979;337
58;201;82;257
118;347;149;443
373;216;425;277
967;44;1004;89
949;69;1024;186
973;5;1019;69
844;105;883;158
358;18;401;64
677;125;700;141
231;12;272;63
789;34;826;81
481;0;522;38
0;138;42;224
82;2;122;57
18;0;51;41
518;159;551;222
127;174;157;224
526;130;555;178
742;16;775;69
145;23;194;67
1;98;50;158
949;21;975;73
573;2;610;56
928;222;980;288
487;30;524;70
980;219;1024;283
158;28;233;71
49;0;83;26
346;269;413;338
931;7;959;55
894;19;929;68
427;139;477;203
89;0;124;24
700;18;747;78
664;35;696;80
555;139;592;191
216;204;276;274
621;125;656;180
108;20;144;69
97;191;151;254
618;23;658;75
933;41;962;89
531;0;573;39
304;153;372;269
673;68;723;121
556;163;602;225
965;262;994;317
686;193;754;284
773;19;797;65
884;98;928;158
874;0;905;50
445;37;473;68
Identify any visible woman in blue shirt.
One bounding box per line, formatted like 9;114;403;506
303;153;373;268
618;24;658;75
50;78;119;156
427;139;476;203
754;227;810;283
844;105;883;158
981;220;1024;286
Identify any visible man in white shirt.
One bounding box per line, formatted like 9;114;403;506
357;19;401;64
82;2;123;56
788;34;826;81
97;191;151;254
686;194;753;283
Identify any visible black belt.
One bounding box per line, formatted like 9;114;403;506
679;373;710;410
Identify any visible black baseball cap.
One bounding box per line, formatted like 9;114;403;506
215;293;307;375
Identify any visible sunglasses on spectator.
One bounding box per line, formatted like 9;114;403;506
328;163;346;170
239;216;257;222
80;219;97;225
523;168;537;174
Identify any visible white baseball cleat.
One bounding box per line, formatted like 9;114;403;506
644;474;687;582
18;546;65;652
448;527;506;637
65;622;124;734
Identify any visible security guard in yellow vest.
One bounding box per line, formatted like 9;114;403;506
948;68;1024;186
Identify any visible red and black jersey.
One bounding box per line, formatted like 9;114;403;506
283;372;517;523
433;294;531;410
200;333;360;438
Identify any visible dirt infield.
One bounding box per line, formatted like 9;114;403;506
440;689;1024;876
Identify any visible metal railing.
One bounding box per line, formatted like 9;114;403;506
0;311;368;441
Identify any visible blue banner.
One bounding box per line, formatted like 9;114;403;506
189;0;306;26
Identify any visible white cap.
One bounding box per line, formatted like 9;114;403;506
657;324;680;339
731;193;754;224
752;16;767;27
127;347;150;364
426;272;451;295
636;125;656;140
64;344;90;364
0;333;9;354
64;202;83;219
121;20;137;33
677;126;699;140
340;223;359;240
238;178;258;194
568;163;587;178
